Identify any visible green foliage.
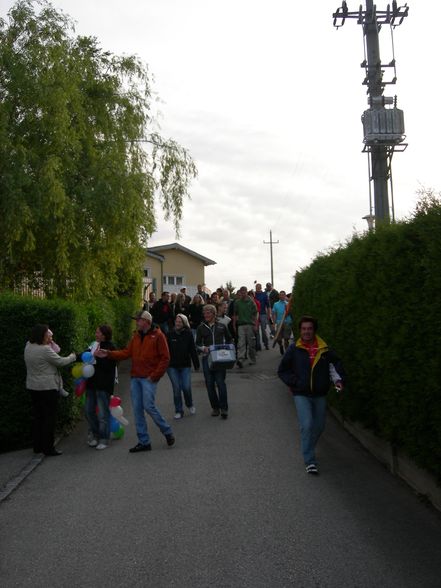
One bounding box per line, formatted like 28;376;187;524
222;281;236;295
0;293;80;450
0;0;197;299
108;297;138;347
0;292;136;451
293;195;441;481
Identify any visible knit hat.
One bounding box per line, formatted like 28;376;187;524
176;313;190;329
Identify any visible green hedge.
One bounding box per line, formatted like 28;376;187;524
292;204;441;482
0;293;136;452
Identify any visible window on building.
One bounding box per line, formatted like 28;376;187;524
163;275;184;287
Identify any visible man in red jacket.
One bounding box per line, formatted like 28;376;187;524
98;311;175;453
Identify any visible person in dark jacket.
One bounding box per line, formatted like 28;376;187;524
278;315;345;475
174;292;190;318
83;324;117;450
166;314;200;419
188;294;204;339
196;304;233;419
151;291;174;334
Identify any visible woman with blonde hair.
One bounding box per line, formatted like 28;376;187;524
196;305;233;419
174;292;189;317
188;293;204;339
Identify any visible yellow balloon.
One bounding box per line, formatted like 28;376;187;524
71;363;83;379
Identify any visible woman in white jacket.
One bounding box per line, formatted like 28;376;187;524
24;324;76;456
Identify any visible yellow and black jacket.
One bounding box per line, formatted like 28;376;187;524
277;335;344;397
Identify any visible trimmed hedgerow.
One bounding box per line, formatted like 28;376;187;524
109;297;139;348
0;293;136;451
292;203;441;482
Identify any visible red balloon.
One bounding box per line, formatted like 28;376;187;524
109;395;121;407
75;379;87;397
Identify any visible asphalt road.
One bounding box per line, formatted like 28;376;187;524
1;348;441;588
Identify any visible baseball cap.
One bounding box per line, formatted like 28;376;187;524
132;310;152;322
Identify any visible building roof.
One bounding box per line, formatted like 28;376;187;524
146;251;165;262
147;243;216;266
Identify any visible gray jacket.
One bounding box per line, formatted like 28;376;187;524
24;342;76;391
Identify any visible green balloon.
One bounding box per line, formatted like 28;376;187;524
112;425;125;440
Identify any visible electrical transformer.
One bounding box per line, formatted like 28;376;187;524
362;107;405;145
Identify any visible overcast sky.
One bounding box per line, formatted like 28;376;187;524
3;0;440;291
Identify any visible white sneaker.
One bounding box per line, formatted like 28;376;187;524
189;406;196;415
174;412;183;419
96;443;108;450
88;439;98;447
306;464;319;475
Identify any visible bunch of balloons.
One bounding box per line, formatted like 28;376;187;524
109;395;129;439
71;351;96;398
71;351;129;439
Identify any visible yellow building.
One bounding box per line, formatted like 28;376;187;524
142;243;216;301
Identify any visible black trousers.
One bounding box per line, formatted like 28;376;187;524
29;389;59;454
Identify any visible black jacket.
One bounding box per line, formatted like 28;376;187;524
82;340;117;394
196;321;232;349
188;303;204;329
278;335;344;397
166;328;199;370
151;299;174;325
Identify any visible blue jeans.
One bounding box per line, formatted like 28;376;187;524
131;377;172;445
293;395;327;465
259;314;269;348
167;367;193;413
202;356;228;411
85;388;111;442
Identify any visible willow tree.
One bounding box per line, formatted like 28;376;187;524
0;0;197;298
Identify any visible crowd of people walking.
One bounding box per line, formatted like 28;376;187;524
24;281;344;474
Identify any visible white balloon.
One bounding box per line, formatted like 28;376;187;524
82;364;95;378
110;405;129;426
111;405;123;417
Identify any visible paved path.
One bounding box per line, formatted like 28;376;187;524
1;348;441;587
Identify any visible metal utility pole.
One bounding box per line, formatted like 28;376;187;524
263;230;279;285
333;1;409;226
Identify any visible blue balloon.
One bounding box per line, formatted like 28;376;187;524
74;377;85;386
110;415;120;433
81;351;94;363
